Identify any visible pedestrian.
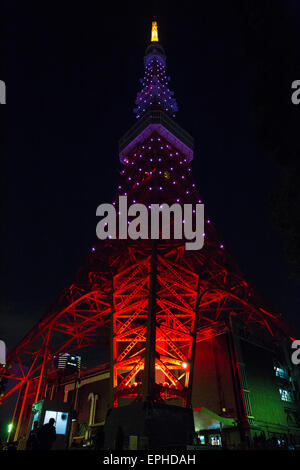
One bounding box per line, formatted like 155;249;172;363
38;418;56;450
26;421;40;450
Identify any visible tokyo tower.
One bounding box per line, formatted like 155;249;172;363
0;20;296;449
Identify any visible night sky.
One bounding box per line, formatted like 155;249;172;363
1;1;300;359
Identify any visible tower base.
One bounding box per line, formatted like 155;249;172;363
104;402;195;450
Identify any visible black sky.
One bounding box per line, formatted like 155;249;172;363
1;0;300;356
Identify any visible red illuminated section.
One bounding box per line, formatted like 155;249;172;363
112;243;198;406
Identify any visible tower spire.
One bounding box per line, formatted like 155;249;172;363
151;20;159;42
133;21;178;119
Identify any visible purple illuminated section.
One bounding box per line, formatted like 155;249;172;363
134;54;178;119
119;123;193;163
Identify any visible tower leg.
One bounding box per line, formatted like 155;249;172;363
13;380;30;442
142;241;157;401
35;328;51;403
109;287;116;407
226;316;250;447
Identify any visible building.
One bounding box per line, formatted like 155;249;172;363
55;353;81;372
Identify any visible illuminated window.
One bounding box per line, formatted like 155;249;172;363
279;388;293;402
56;353;81;370
274;366;289;380
210;434;222;446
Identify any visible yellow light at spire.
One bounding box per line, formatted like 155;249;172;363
151;21;159;42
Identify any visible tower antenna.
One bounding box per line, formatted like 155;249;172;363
151;19;159;42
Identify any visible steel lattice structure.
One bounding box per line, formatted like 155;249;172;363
0;21;294;439
0;234;292;425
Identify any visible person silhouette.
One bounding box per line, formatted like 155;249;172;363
26;421;40;450
38;418;56;450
